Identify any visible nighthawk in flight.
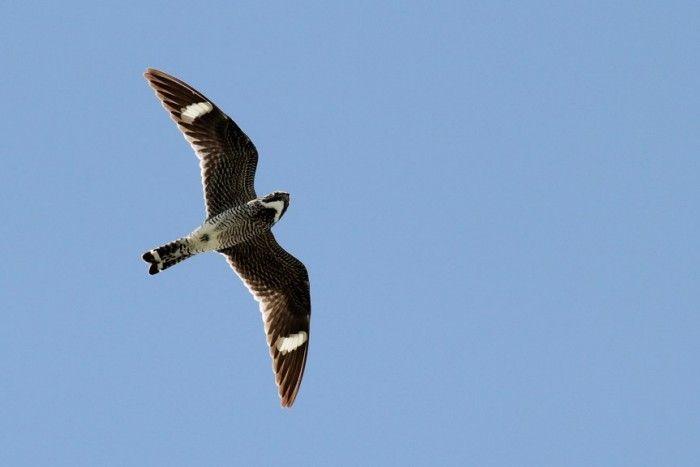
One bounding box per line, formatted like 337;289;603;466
141;69;310;407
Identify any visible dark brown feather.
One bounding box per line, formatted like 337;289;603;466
143;68;259;216
220;232;310;407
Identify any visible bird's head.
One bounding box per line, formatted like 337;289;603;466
259;191;290;223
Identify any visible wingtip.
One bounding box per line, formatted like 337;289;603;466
278;377;302;408
143;67;169;82
280;398;295;408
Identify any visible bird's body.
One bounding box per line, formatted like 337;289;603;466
141;69;310;407
143;192;289;274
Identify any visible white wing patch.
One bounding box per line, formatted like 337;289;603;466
275;331;308;354
180;101;213;123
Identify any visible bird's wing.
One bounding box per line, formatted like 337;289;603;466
219;232;310;407
144;68;258;217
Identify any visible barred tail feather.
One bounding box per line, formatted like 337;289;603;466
142;239;193;275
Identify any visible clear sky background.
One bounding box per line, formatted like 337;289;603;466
1;1;698;465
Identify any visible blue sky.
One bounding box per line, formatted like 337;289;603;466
1;1;698;465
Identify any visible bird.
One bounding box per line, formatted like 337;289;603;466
140;68;310;407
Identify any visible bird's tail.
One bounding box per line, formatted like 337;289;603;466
142;238;193;275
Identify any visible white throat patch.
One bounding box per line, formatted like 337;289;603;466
180;101;213;123
261;199;285;222
275;331;308;354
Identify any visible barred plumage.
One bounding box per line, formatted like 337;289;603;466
141;69;310;407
